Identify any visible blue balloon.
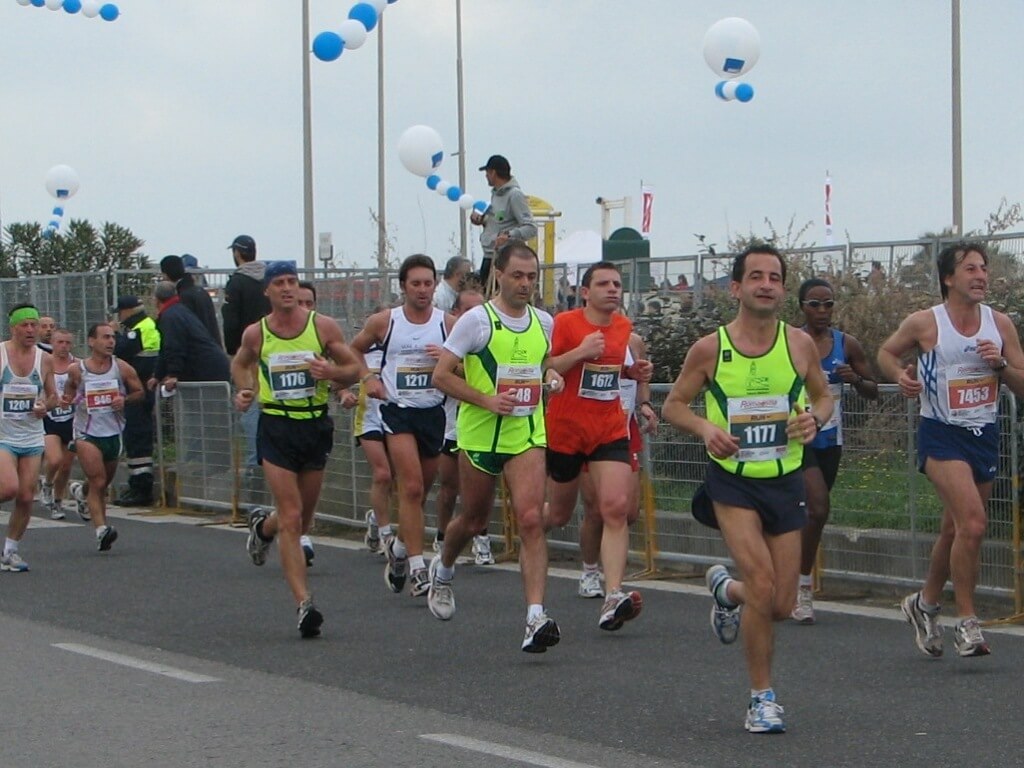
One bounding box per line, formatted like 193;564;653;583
312;31;344;62
714;81;727;100
348;3;378;32
48;220;60;228
31;0;45;7
735;82;755;102
99;3;119;21
64;0;82;13
472;200;489;214
52;206;65;216
446;186;462;202
426;175;441;191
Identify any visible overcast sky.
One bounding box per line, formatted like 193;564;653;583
2;1;1023;272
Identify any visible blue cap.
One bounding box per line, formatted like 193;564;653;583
264;260;298;286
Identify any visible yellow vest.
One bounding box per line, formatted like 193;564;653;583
704;323;805;478
257;311;329;419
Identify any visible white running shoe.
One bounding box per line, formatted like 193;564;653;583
69;481;90;521
427;556;455;620
745;690;786;734
791;585;815;625
49;501;66;521
364;510;380;553
0;551;29;572
472;535;494;565
578;570;605;599
40;479;54;507
521;612;560;653
900;592;943;657
953;616;991;657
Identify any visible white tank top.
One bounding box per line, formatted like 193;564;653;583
620;346;638;420
0;343;44;448
353;346;383;434
379;307;447;408
74;357;126;438
48;356;76;423
918;303;1000;428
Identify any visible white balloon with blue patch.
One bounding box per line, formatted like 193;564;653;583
703;17;760;79
397;125;444;178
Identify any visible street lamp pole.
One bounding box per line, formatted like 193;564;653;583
456;0;468;260
951;0;963;235
302;0;315;269
377;13;388;274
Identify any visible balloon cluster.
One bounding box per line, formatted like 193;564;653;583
43;165;80;238
396;125;488;215
14;0;120;20
312;0;398;62
703;17;760;103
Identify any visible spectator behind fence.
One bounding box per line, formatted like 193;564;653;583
433;257;472;312
160;254;223;349
470;154;536;289
222;235;270;355
150;282;230;389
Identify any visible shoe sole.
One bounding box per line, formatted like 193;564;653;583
298;607;324;638
384;562;408;593
745;722;786;734
303;548;315;568
98;528;118;552
0;564;29;573
600;593;641;631
522;621;560;653
791;612;815;625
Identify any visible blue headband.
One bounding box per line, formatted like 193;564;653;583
264;260;298;286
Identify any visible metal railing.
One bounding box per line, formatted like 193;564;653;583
154;381;1022;611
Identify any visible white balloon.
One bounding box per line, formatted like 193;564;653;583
436;181;451;196
45;0;64;9
16;0;33;7
458;193;475;210
81;0;100;17
368;0;388;12
338;19;368;50
396;125;445;178
703;17;760;79
45;165;80;199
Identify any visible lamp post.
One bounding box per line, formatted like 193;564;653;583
951;0;962;235
302;0;315;270
456;0;468;260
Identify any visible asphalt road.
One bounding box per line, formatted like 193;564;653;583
1;506;1022;768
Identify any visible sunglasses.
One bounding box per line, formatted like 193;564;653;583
802;299;835;309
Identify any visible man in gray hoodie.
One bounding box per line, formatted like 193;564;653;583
471;155;537;289
222;235;271;471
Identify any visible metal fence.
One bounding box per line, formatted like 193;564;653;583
154;380;1022;610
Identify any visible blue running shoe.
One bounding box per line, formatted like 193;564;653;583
745;690;786;734
706;564;741;644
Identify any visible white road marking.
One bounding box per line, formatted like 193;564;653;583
53;643;221;683
420;734;601;768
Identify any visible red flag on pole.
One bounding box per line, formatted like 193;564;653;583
824;172;834;246
641;185;654;240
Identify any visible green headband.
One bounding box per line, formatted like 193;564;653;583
9;307;40;325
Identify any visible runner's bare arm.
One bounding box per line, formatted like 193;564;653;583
119;360;145;405
878;310;932;391
789;328;833;444
312;314;361;387
993;311;1024;399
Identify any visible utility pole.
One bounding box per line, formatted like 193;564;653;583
456;0;468;260
951;0;963;235
302;0;315;269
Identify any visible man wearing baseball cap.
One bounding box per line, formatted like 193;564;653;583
470;155;536;291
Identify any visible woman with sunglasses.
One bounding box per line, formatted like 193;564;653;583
793;279;878;623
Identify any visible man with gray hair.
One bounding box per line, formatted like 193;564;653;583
150;282;230;388
433;257;472;312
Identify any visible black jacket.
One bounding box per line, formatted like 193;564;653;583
175;274;224;350
155;301;230;383
222;262;270;355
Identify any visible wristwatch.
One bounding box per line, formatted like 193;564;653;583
812;414;824;432
994;357;1009;371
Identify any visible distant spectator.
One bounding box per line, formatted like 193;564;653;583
433;257;472;311
151;282;229;387
221;235;270;355
160;254;223;349
565;285;578;310
672;274;691;292
181;253;208;287
868;261;885;292
470;154;537;289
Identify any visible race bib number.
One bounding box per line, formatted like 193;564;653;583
268;352;316;400
824;381;843;430
946;364;997;419
579;363;620;401
395;354;437;397
727;394;790;463
50;403;75;420
620;378;638;414
1;383;37;420
84;379;119;414
496;364;542;416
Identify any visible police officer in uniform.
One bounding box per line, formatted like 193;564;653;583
112;295;160;505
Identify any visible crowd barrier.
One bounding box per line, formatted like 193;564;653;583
156;381;1023;615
